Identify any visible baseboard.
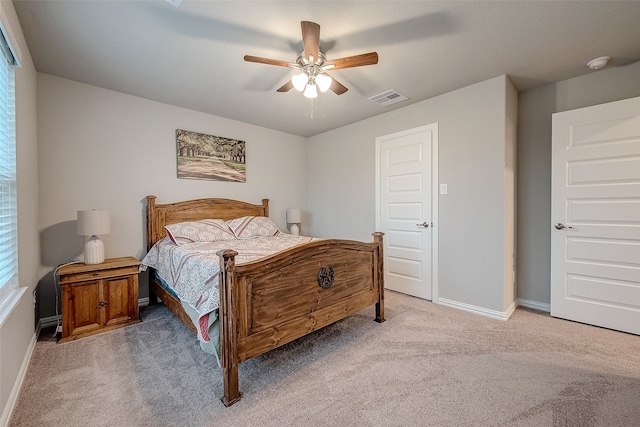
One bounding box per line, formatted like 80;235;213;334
0;332;36;427
437;297;516;321
517;298;550;313
138;297;149;307
34;318;41;340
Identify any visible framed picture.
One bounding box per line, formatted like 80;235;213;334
176;129;246;182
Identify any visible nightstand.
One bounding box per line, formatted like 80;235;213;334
56;256;141;343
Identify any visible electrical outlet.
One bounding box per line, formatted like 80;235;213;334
56;325;62;333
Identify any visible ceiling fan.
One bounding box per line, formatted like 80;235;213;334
244;21;379;98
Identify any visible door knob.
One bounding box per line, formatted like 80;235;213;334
416;222;430;228
554;223;575;230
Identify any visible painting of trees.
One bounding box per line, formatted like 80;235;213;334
176;129;246;182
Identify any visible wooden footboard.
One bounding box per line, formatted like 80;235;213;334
217;233;384;406
144;195;384;407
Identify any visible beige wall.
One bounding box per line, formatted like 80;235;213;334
36;74;308;318
517;60;640;307
0;0;38;423
34;73;522;323
307;75;517;315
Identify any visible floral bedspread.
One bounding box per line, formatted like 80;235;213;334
140;234;313;345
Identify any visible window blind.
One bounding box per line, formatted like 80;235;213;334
0;24;16;306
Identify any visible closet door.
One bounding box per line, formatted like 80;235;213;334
551;96;640;334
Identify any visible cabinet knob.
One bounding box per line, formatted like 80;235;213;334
97;300;109;307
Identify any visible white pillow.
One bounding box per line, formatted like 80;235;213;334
165;219;236;245
226;216;280;239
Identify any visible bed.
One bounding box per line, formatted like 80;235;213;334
143;195;385;406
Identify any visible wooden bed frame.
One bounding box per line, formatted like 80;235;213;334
145;195;385;406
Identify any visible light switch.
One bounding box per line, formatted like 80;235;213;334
440;183;448;195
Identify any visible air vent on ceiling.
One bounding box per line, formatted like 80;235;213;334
368;89;408;107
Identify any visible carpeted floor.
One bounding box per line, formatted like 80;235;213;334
9;291;640;426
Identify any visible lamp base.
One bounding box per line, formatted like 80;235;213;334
289;223;300;236
84;235;105;264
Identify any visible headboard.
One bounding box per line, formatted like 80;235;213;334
145;195;270;251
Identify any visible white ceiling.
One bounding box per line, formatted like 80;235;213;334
13;1;640;137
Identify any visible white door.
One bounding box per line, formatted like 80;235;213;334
551;96;640;335
376;124;438;300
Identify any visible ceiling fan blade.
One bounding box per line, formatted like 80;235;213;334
301;21;320;62
327;76;348;95
276;80;294;93
325;52;379;70
244;55;292;67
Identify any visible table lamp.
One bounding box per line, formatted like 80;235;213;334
286;208;302;236
77;210;111;264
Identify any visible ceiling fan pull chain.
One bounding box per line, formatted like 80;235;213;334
310;99;314;119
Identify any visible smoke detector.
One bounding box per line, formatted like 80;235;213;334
586;56;610;70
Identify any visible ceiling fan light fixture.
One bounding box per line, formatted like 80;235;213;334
292;73;308;91
316;73;332;92
303;83;318;99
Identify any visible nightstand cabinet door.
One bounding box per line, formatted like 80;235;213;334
62;279;102;337
103;274;138;327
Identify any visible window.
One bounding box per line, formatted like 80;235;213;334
0;20;17;306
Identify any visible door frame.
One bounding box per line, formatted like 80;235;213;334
375;123;439;302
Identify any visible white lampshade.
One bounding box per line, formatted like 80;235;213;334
77;210;110;264
316;73;332;92
303;83;318;99
286;208;302;224
77;210;111;236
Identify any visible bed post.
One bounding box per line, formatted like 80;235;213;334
217;249;242;407
145;196;157;252
373;232;386;323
